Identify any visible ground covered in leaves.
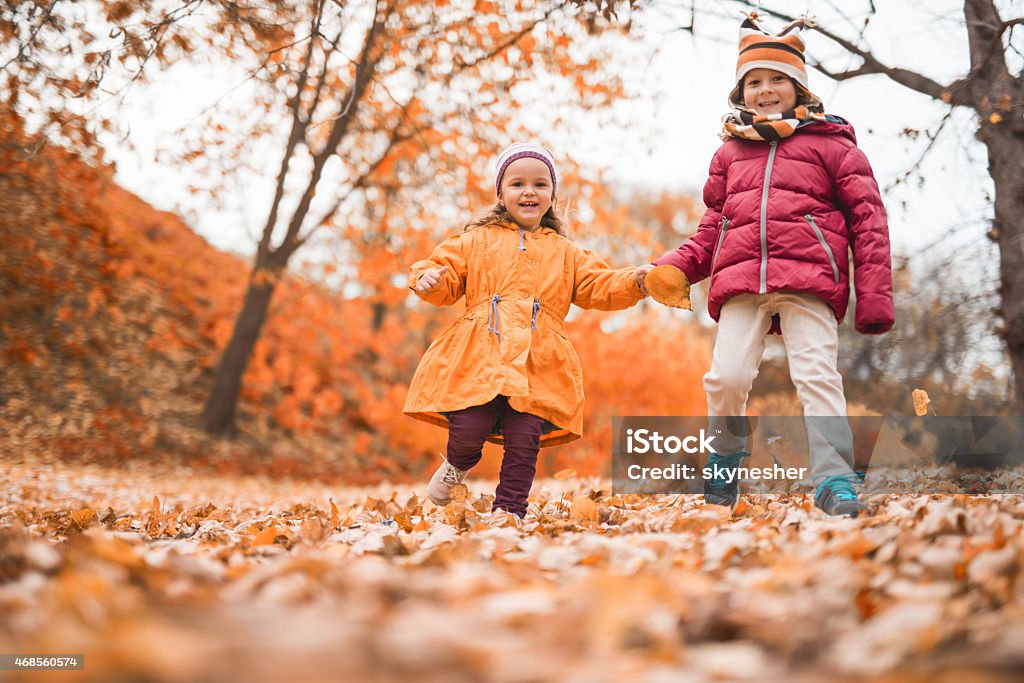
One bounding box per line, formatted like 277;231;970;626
2;456;1023;683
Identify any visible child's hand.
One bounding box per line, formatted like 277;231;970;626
416;266;449;293
635;264;655;296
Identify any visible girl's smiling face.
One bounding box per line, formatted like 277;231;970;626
743;68;798;116
499;157;553;231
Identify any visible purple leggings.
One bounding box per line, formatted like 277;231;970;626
446;395;544;517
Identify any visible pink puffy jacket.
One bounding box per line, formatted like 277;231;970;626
655;116;894;334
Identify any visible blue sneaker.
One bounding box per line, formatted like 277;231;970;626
815;475;867;517
703;451;751;508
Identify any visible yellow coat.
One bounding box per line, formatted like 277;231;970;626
403;222;644;447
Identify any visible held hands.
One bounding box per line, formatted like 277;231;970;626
635;264;655;296
415;266;449;293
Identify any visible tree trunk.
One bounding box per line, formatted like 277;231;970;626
983;127;1024;409
202;273;278;436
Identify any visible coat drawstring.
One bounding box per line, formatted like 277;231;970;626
518;228;526;251
531;300;540;330
487;294;502;342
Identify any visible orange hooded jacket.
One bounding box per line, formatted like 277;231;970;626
403;221;644;447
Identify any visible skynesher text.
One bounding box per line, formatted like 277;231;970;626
627;463;809;482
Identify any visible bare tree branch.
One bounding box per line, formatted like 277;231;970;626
296;126;414;249
883;112;954;194
1004;17;1024;31
0;0;60;73
301;26;345;137
274;0;393;265
258;0;325;261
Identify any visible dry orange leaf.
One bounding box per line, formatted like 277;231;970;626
329;497;340;528
90;535;145;571
300;517;327;544
569;495;599;523
71;507;97;529
448;483;469;503
553;469;577;480
912;388;930;416
854;588;879;620
732;498;748;516
252;524;278;547
838;534;879;561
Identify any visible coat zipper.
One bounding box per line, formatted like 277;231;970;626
711;216;730;275
804;215;840;284
759;140;778;294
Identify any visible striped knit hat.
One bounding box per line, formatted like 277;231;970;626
728;12;819;107
494;142;557;196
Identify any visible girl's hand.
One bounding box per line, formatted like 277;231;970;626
635;264;655;296
416;266;450;293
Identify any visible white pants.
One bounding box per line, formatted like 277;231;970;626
704;292;855;483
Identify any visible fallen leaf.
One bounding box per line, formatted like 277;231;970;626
329;497;339;528
252;524;278;547
448;483;469;503
569;495;599;523
71;507;97;529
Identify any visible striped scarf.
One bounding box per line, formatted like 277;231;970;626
721;103;826;142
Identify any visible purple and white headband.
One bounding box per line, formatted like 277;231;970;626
494;142;557;196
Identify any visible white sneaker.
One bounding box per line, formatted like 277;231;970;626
427;455;469;506
484;509;523;529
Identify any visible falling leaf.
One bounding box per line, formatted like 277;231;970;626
912;389;930;416
554;469;577;480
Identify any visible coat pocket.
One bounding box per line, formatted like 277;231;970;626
710;216;731;277
803;215;840;284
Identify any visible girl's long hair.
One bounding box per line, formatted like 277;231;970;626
464;198;565;236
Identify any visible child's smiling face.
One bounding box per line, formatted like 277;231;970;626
742;68;798;116
499;157;553;231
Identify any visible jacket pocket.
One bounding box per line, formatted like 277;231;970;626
804;215;840;284
711;216;730;276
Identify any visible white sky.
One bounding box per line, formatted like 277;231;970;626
104;0;1010;284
